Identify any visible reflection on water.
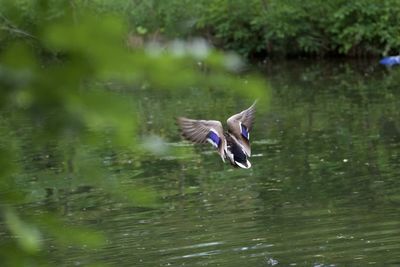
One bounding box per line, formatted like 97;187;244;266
12;60;400;266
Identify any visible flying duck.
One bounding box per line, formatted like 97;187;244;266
177;101;256;169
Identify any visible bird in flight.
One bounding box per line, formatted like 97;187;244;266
177;101;256;169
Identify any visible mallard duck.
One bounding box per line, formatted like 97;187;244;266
177;101;256;169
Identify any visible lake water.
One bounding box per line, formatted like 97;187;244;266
9;60;400;266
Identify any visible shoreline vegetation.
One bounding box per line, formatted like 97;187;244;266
2;1;400;60
98;0;400;59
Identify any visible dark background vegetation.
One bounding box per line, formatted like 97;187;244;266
2;1;400;59
91;0;400;58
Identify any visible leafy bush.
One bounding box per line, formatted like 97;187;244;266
112;0;400;58
327;0;400;55
196;0;267;57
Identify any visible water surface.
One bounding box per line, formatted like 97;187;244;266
11;60;400;266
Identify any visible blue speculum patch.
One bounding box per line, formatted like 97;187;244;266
207;131;221;147
241;124;249;140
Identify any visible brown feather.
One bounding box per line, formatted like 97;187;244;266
177;117;227;161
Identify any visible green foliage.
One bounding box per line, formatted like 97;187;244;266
4;209;42;254
127;0;201;37
196;0;266;57
327;0;400;55
0;0;267;266
103;0;400;58
262;0;332;56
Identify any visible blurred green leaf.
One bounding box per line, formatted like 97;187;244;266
4;209;42;253
1;42;37;70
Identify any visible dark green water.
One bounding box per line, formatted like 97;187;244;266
11;60;400;266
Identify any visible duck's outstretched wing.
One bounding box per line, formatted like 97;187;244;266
226;101;256;156
177;117;226;161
